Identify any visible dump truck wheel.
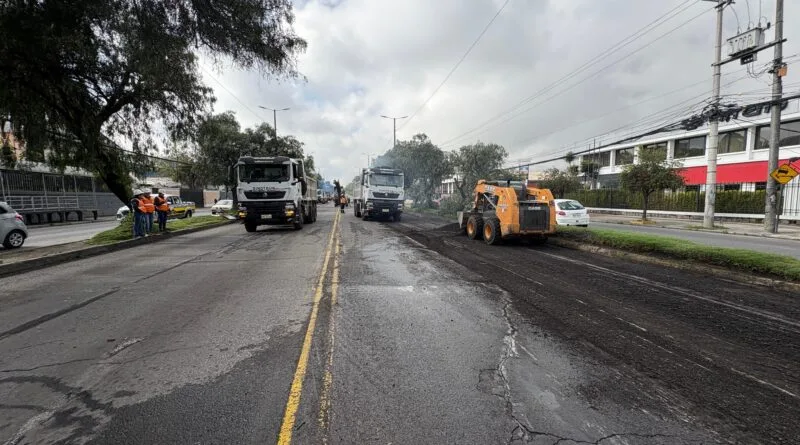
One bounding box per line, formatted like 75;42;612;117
244;222;257;233
483;218;501;245
466;215;483;240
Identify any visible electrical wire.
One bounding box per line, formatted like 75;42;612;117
438;1;711;148
394;0;512;135
200;65;269;124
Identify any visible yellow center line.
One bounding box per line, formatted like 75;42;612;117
318;238;341;443
277;211;340;445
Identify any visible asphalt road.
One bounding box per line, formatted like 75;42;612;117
1;206;797;444
590;221;800;259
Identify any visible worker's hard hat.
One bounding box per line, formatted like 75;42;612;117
132;189;143;196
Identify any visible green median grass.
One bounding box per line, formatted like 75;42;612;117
87;215;229;246
556;226;800;282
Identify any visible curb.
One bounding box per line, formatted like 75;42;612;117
0;220;237;278
549;236;800;293
593;220;800;241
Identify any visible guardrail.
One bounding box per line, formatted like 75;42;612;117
4;196;80;211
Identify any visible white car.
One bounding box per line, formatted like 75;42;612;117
0;202;29;249
210;199;233;215
116;205;130;221
554;199;590;227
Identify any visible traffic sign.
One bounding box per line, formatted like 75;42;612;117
770;163;800;185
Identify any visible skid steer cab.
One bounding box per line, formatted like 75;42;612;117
457;179;557;245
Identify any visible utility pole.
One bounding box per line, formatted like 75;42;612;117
258;106;290;138
381;115;408;148
703;0;726;229
765;0;785;233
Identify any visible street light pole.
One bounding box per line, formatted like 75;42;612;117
258;106;290;138
381;115;408;148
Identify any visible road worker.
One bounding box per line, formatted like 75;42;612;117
141;190;156;234
154;192;169;232
130;189;146;239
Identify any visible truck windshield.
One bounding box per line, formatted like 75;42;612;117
239;164;290;183
370;174;404;187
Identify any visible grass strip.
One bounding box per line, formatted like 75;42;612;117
557;226;800;282
87;215;228;246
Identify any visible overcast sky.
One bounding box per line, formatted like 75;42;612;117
198;0;798;183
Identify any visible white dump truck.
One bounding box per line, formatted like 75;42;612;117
235;155;318;232
352;166;405;221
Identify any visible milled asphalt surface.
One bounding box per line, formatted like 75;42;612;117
1;205;797;444
589;221;800;259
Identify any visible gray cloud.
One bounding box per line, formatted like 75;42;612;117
200;0;798;181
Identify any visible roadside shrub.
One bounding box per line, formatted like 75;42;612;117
564;189;766;214
437;196;469;218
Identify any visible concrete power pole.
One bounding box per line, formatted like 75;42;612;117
703;0;726;229
765;0;785;233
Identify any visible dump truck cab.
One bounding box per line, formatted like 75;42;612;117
457;179;557;245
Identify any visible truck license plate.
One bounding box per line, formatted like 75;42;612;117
382;208;390;213
261;214;271;220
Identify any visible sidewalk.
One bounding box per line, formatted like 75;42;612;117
589;212;800;240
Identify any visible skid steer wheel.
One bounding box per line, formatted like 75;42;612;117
483;218;502;245
466;215;483;240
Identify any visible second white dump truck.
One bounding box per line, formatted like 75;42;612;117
352;166;405;222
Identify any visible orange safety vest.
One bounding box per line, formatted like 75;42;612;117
142;196;156;213
154;196;169;212
340;195;347;204
134;198;147;213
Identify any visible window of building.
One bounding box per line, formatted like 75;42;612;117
755;119;800;150
586;151;611;167
718;130;746;153
641;142;667;161
674;136;706;158
755;182;767;190
615;148;634;165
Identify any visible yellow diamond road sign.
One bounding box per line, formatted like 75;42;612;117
770;163;800;185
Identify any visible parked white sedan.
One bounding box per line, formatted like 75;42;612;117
210;199;234;215
0;201;29;249
554;199;590;227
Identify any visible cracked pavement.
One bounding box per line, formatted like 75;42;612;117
0;206;796;444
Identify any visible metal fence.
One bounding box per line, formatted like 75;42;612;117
565;179;800;219
4;196;80;211
0;168;123;217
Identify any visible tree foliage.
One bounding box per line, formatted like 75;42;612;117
0;0;306;203
619;150;685;220
163;112;313;198
448;141;508;201
378;134;452;207
539;167;582;198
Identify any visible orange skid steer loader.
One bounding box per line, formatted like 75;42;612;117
457;180;557;245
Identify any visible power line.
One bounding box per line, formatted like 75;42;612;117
444;4;714;148
392;0;512;137
504;73;782;166
200;65;269;124
438;0;704;147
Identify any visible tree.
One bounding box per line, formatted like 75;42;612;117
448;141;508;201
165;112;312;204
0;0;306;204
380;134;452;207
619;150;685;221
539;167;582;198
